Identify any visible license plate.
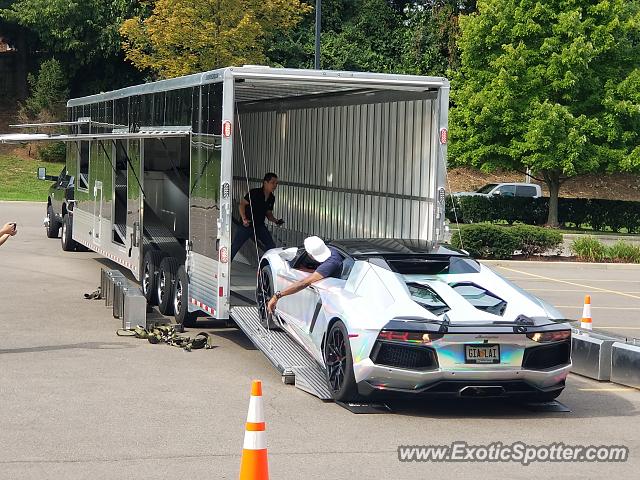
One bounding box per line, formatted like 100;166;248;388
465;344;500;364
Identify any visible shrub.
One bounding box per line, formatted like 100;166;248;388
510;225;564;256
38;142;66;163
451;224;518;259
570;236;608;262
447;194;640;233
606;241;640;263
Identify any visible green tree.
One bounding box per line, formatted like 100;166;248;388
449;0;640;226
1;0;144;93
120;0;311;79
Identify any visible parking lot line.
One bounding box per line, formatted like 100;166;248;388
496;266;640;300
556;306;640;310
579;387;638;392
504;277;640;283
527;288;640;293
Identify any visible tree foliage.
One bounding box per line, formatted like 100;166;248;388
120;0;312;78
1;0;145;93
449;0;640;225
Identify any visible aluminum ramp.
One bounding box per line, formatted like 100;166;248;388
230;306;333;401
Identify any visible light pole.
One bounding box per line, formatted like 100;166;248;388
314;0;321;69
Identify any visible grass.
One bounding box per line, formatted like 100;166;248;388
0;154;64;201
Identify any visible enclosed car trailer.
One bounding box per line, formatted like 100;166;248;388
2;67;450;396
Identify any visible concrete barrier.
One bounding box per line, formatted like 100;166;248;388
571;330;618;381
611;342;640;389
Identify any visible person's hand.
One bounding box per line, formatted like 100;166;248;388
267;295;278;314
242;218;251;228
1;223;16;236
276;218;285;226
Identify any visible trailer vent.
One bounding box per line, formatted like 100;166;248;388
440;128;448;144
223;121;232;138
222;182;230;198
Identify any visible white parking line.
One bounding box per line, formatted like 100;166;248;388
556;306;640;310
579;387;638;392
496;266;640;300
528;288;640;293
504;277;640;283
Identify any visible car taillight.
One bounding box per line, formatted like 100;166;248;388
526;330;571;343
378;330;443;344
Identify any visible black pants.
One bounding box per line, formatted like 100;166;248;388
231;223;276;260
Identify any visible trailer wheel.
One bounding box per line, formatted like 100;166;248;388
324;320;360;402
141;250;165;305
174;265;197;328
61;213;78;251
46;204;60;238
157;256;178;315
256;264;280;330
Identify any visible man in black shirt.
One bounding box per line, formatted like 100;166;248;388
231;172;284;261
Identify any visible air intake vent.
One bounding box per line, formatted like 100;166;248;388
522;341;571;370
371;343;438;370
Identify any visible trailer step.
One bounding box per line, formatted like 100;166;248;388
230;306;333;401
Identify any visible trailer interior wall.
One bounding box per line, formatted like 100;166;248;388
231;87;442;266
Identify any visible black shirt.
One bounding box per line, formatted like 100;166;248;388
244;187;275;225
315;247;343;279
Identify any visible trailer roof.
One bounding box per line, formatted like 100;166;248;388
67;66;449;107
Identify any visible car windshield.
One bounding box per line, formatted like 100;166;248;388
387;256;481;275
476;184;498;194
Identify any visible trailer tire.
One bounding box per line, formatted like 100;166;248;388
174;265;197;328
142;250;165;306
256;264;280;330
46;204;60;238
324;320;360;402
157;256;178;315
61;213;78;251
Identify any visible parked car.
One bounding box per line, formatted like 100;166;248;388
257;239;571;402
454;182;542;198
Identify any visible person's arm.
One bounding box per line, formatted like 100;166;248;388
0;234;10;247
266;271;324;313
266;211;284;225
239;198;250;227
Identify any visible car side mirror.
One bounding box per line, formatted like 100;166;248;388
279;247;298;261
37;167;46;180
492;190;501;196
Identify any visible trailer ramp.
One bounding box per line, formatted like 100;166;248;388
230;306;333;401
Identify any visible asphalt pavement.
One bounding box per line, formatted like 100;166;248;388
1;201;639;480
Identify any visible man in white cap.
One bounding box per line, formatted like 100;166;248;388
267;236;343;313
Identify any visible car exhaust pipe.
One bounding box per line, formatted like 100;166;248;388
458;385;506;398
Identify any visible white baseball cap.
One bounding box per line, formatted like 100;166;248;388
304;236;331;263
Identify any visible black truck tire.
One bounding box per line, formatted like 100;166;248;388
46;204;60;238
174;265;197;328
157;256;179;315
141;250;166;305
61;213;78;251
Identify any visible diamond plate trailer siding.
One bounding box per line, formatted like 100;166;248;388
60;67;449;321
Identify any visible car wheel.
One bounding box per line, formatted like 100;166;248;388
174;265;197;328
157;256;178;315
61;213;78;251
141;250;165;305
256;264;280;330
324;320;359;402
46;205;60;238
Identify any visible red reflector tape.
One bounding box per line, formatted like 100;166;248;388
219;286;224;297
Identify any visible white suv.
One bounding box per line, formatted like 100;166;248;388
454;182;542;198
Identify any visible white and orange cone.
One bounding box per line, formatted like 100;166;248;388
239;380;269;480
580;295;592;330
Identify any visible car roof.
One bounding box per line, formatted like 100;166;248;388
329;238;468;258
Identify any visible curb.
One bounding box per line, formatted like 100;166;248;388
481;259;640;268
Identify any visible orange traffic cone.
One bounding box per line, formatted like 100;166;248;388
580;295;592;330
239;380;269;480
